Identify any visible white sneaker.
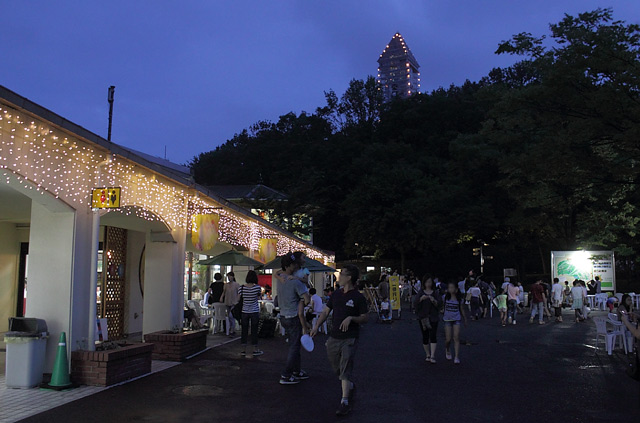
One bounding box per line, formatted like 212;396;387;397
454;358;461;365
512;320;516;325
445;350;452;360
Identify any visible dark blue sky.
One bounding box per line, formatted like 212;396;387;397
1;1;638;164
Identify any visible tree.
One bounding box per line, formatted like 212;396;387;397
486;8;640;257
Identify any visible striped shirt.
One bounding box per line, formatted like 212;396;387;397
443;297;462;322
238;284;261;314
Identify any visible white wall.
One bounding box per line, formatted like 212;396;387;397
124;230;145;338
27;202;93;371
0;223;19;333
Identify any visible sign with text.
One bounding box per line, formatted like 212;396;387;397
91;187;121;209
389;275;401;311
551;250;615;291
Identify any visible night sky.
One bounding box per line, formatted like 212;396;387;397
1;1;638;164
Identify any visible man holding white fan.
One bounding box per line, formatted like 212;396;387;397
311;264;368;417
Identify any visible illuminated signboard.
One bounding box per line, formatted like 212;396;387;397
91;187;121;209
551;250;615;291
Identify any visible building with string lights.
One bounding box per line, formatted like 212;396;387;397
377;33;421;102
0;85;333;373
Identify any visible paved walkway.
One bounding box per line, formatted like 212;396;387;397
0;334;235;423
0;361;179;423
7;309;640;422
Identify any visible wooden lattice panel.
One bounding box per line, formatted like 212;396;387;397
104;226;127;340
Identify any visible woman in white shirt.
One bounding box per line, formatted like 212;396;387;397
570;281;586;322
467;282;483;320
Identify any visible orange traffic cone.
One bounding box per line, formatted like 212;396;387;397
41;332;74;390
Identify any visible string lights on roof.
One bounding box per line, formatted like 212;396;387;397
0;104;333;263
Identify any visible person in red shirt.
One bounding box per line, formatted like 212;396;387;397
529;280;547;325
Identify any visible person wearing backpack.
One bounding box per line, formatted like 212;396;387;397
443;281;468;364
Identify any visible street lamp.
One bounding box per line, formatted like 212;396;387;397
475;240;490;274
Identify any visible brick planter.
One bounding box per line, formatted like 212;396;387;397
144;329;208;361
71;343;153;387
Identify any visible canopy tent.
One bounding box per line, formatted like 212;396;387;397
259;255;335;273
197;250;263;267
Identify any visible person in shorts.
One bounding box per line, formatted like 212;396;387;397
442;281;467;364
311;264;368;417
495;291;508;326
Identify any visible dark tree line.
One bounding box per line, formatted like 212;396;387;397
191;9;640;278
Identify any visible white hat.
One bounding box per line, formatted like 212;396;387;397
504;277;511;282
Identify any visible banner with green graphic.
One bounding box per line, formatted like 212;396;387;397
551;251;615;291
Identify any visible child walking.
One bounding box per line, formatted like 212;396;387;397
495;290;508;326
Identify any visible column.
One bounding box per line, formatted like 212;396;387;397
142;227;186;334
27;202;93;371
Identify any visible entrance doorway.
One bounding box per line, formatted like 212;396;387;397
15;243;28;317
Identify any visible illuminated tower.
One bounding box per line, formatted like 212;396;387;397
377;33;421;102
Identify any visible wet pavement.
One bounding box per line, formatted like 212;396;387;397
18;309;640;422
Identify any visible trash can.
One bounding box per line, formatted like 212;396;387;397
4;317;49;389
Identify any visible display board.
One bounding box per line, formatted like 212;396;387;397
389;276;401;311
551;250;615;291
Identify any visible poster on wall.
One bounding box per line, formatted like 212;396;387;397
191;214;219;252
258;238;278;263
551;250;615;291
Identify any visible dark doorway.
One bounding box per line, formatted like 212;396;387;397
16;242;29;317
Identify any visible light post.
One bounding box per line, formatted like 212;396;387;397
474;240;490;274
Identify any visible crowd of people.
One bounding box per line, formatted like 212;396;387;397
187;259;639;418
377;269;639;371
190;252;368;417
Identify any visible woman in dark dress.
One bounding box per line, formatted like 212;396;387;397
414;277;442;363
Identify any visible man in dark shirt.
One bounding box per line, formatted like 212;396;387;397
209;273;224;305
312;264;368;417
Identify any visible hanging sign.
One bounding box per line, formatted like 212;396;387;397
258;238;278;263
191;213;220;251
91;187;121;209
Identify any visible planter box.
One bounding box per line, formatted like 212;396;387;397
71;343;153;387
144;329;208;362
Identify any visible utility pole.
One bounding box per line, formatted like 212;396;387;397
107;86;115;142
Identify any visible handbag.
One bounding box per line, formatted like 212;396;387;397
231;287;243;321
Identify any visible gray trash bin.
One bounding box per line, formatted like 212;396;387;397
4;317;49;389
